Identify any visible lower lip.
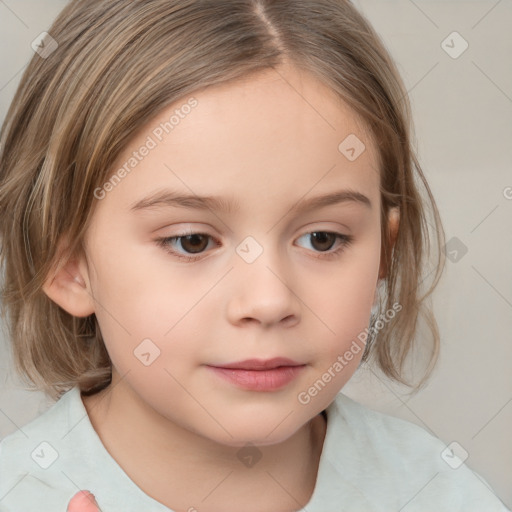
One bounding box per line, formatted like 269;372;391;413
208;365;306;391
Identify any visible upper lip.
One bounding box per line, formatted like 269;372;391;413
211;358;304;370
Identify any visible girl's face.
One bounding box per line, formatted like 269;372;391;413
80;64;384;446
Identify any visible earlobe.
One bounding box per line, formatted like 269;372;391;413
42;241;95;318
378;207;400;280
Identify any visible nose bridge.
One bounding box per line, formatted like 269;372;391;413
226;235;300;326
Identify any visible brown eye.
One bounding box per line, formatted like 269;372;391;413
156;232;218;260
309;232;337;252
179;234;210;254
295;231;353;260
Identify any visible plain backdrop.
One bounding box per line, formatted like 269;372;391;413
0;0;511;508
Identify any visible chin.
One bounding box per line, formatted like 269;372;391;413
206;413;309;448
211;430;297;449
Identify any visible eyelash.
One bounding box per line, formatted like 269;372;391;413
155;230;353;262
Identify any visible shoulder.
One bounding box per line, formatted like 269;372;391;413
325;392;451;480
320;392;509;511
0;387;84;511
0;387;170;512
0;386;78;458
330;391;447;457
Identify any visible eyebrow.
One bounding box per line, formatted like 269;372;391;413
129;188;371;214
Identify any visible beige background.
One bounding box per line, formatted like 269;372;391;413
0;0;511;508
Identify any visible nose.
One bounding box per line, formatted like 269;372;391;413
225;248;301;328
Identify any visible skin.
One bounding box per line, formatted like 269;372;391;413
49;62;399;512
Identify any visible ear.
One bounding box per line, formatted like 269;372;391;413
42;237;95;318
378;207;400;280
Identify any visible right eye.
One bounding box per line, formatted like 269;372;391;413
155;232;221;261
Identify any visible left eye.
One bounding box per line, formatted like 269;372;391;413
295;231;349;253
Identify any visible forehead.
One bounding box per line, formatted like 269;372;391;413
95;65;380;215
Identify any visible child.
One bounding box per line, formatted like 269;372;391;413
0;1;508;511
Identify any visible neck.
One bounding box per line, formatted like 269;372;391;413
81;374;327;512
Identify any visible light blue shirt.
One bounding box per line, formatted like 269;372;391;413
0;386;508;511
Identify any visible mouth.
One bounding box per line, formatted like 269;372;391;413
206;358;306;391
212;357;304;371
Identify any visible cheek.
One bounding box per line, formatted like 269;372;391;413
86;236;217;378
296;262;378;411
88;219;380;383
313;237;380;334
302;235;381;392
87;233;189;329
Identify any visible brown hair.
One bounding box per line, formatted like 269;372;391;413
0;0;444;401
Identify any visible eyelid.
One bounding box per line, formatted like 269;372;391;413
155;230;221;261
294;232;351;248
155;228;353;262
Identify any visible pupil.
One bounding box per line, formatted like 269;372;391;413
179;233;336;254
312;232;335;251
182;234;208;253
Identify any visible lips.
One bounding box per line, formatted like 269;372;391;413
213;357;303;371
207;358;306;391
